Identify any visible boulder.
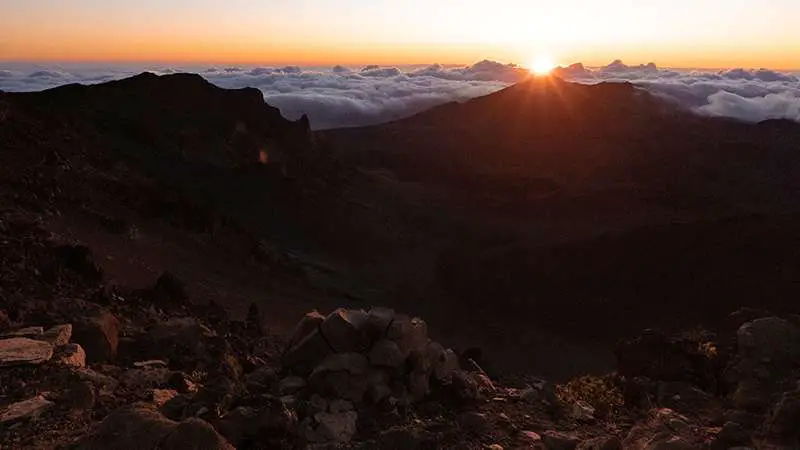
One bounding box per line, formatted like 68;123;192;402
369;339;405;369
74;406;176;450
430;345;459;381
0;337;53;366
365;307;395;338
53;343;87;368
320;308;370;353
72;309;119;363
542;431;580;450
0;395;54;423
282;328;332;375
41;324;73;346
387;315;428;358
161;418;234;450
408;371;430;401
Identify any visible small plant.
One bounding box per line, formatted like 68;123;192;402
556;375;624;419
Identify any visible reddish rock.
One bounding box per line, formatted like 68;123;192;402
72;309;120;363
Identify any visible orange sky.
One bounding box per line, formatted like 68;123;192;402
3;0;799;70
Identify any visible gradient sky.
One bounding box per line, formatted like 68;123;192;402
2;0;799;69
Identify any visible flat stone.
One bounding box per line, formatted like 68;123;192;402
369;339;405;369
41;324;72;346
312;411;358;443
0;337;54;366
278;376;307;395
53;343;86;368
134;360;168;368
0;395;54;423
1;326;44;338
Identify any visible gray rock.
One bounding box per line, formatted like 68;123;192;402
431;346;459;381
312;411;358;443
369;339;405;369
320;308;369;353
387;315;428;358
278;375;307;395
365;369;392;403
0;395;54;423
53;343;86;368
41;324;72;346
0;337;53;366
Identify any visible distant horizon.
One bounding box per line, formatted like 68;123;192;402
2;59;799;73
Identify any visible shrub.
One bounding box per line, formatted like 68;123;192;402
556;375;624;419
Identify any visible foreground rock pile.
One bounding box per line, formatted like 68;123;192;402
280;308;467;443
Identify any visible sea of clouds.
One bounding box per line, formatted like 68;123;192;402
1;60;798;129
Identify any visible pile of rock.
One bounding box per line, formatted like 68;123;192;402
0;323;85;423
280;307;464;443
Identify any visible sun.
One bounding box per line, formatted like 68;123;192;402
529;55;556;75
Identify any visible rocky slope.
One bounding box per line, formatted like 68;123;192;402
3;73;800;448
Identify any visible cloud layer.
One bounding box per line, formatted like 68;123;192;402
1;60;798;128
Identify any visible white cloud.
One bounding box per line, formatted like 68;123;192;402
1;60;798;128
